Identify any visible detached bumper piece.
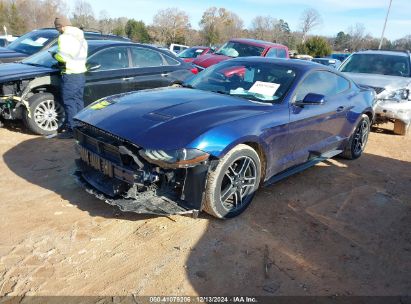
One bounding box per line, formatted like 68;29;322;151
73;125;205;217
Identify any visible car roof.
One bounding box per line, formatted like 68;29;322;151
86;40;136;52
229;38;287;48
354;49;410;57
86;40;184;61
28;28;129;41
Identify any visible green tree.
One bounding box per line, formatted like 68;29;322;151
297;36;332;57
278;19;290;33
112;25;125;36
334;31;350;51
125;19;151;43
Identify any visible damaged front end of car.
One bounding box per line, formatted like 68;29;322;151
0;80;30;121
73;122;216;217
374;88;411;126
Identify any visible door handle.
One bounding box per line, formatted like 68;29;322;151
161;73;169;77
122;77;134;81
336;106;345;112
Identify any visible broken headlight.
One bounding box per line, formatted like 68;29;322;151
139;148;209;169
382;88;409;102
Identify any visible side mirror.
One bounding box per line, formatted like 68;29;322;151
87;61;101;72
295;93;325;106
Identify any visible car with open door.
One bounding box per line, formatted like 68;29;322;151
0;40;196;135
72;58;375;219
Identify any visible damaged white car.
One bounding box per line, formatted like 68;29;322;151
339;49;411;135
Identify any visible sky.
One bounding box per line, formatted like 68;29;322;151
81;0;410;40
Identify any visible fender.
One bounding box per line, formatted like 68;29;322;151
5;75;60;118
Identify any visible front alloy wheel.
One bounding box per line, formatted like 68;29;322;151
220;156;258;211
23;92;65;135
204;144;261;219
33;99;64;132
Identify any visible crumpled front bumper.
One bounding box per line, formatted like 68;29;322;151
73;124;210;217
375;99;411;125
74;160;199;217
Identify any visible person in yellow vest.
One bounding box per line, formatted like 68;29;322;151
53;16;88;139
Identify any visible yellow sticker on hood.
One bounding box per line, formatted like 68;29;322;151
89;100;112;110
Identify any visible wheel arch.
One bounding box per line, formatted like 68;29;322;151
16;75;60;112
216;136;269;184
243;141;267;185
363;110;374;124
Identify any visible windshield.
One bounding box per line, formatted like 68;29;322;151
186;60;296;103
178;48;205;58
21;46;58;68
7;30;56;55
339;53;410;77
215;41;264;58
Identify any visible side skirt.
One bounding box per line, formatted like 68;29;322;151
263;149;342;187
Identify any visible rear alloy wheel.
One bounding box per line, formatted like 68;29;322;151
204;144;261;219
23;93;65;135
341;114;370;159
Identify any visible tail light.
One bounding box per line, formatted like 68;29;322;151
190;67;198;74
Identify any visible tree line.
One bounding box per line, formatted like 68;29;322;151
1;0;410;57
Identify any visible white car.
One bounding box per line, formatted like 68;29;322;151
169;43;189;54
339;50;411;135
0;35;17;47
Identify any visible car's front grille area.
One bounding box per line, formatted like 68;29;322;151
77;145;135;184
74;127;122;164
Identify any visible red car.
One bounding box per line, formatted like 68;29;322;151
192;38;289;71
177;46;213;63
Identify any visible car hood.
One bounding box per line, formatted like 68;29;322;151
0;47;27;59
192;53;232;68
343;72;411;93
75;88;271;150
0;63;57;83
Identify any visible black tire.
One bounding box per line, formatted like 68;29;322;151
340;114;370;160
22;93;65;135
204;144;261;219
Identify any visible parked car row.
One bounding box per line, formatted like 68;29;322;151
0;27;408;219
0;28;130;63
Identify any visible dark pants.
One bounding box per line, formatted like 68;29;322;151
61;73;85;130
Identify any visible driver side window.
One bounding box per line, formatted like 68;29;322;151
89;47;129;71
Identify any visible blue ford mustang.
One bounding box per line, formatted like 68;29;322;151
73;58;375;219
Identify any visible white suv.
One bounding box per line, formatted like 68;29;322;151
339;50;411;135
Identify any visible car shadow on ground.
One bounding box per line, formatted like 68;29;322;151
3;135;411;295
2;135;157;221
183;153;411;295
1;120;30;135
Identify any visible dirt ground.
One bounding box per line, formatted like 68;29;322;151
0;122;410;297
